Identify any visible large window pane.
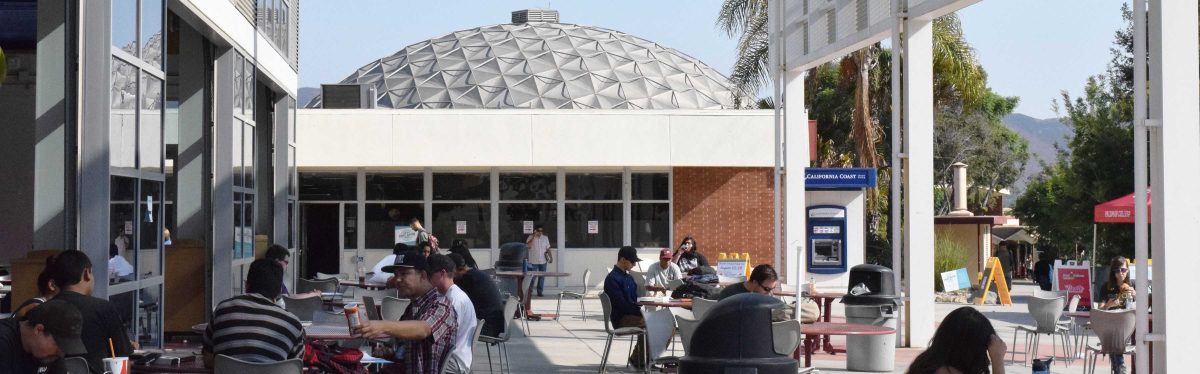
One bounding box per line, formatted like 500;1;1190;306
366;173;423;200
244;59;255;115
134;284;162;347
139;72;163;174
566;173;622;200
110;58;137;170
231;121;243;188
631;173;668;200
288;146;297;196
243;123;255;189
499;173;556;200
433;173;489;200
364;203;423;249
140;0;163;69
111;0;137;54
233;54;243;112
110;176;137;285
499;203;557;245
432;204;490;248
139;180;163;278
565;203;622;248
344;204;358;250
232;193;244;258
299;172;356;201
632;203;670;248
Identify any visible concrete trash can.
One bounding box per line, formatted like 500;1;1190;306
844;303;897;372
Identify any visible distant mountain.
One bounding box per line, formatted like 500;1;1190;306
1002;113;1072;196
298;87;320;108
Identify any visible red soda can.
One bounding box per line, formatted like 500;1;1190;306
344;303;361;328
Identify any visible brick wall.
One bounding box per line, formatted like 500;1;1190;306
672;167;782;269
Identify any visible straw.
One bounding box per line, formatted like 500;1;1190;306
108;338;115;358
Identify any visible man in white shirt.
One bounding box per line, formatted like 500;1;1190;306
525;224;553;297
370;243;408;284
108;244;134;282
427;254;477;373
645;249;683;295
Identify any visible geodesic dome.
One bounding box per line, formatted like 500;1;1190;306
307;19;744;109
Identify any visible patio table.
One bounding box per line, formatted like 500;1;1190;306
495;271;571;319
637;298;693;310
130;355;210;373
803;291;845;353
798;322;895;368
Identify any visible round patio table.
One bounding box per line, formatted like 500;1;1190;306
637;298;693;310
798;322;895;368
495;271;572;319
803;291;845;353
130;356;210;373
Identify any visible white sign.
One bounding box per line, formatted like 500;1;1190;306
587;220;599;234
124;221;133;235
522;221;535;234
394;226;417;245
456;221;467;234
940;268;970;292
717;260;748;278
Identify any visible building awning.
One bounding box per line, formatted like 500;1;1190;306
1093;189;1152;224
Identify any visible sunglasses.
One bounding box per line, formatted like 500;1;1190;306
1114;268;1128;273
757;280;775;293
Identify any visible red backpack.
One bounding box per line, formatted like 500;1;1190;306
427;233;441;252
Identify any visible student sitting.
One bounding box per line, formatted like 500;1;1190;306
203;259;305;367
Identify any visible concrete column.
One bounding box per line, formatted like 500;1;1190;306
211;47;236;303
78;0;113;297
31;0;72;252
947;162;972;216
903;16;936;348
1148;0;1200;370
174;22;208;242
271;95;291;244
783;68;808;286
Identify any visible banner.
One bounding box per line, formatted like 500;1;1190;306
1054;260;1092;309
395;226;417;245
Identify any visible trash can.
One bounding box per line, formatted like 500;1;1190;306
842;264;900;372
679;293;797;374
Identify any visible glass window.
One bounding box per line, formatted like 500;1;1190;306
364;203;423;249
110;58;137;170
243;123;255;189
432;204;490;248
232;193;244;258
499;203;556;245
344;204;358;250
631;173;668;200
565;203;622;248
499;173;556;200
366;173;423;200
244;59;255;115
233;54;243;112
231;121;242;187
632;203;670;248
288;146;297;196
140;0;163;69
433;173;489;200
110;176;137;285
566;173;622;200
299;172;356;201
139;72;163;174
111;0;137;55
138;180;163;278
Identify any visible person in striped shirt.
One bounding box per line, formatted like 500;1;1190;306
355;250;457;374
202;259;305;367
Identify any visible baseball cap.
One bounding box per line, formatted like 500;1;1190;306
382;250;428;273
659;248;673;260
23;300;87;356
618;246;642;263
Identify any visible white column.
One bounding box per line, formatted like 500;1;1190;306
1149;0;1200;371
784;68;808;286
903;16;936;348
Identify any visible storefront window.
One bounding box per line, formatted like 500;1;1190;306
432;204;490;248
500;203;556;245
433;173;490;200
366;173;423;200
565;203;622;248
299;172;356;201
632;203;670;248
500;173;556;200
364;203;423;249
566;173;622;200
631;173;668;200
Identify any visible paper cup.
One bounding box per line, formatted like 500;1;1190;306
103;357;129;374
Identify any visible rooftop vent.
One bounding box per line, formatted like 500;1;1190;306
511;9;559;24
320;84;376;109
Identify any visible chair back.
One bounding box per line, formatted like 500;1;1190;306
520;273;535;300
675;316;700;354
437;341;455;374
282;295;322;322
355;288;397;302
598;292;616;333
772;320;801;355
471;318;486;353
630;271;648;297
296;278;339;294
1034;289;1068;300
692;298;717;321
1067;294;1081;313
495;296;520;340
214;355;303;373
580;269;593;293
1090;309;1136;354
643;308;676;361
315;272;343;280
1027;295;1066;333
60;356;90;373
381;297;411;321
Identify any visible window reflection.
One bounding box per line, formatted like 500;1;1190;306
434;173;490;200
500;173;556;200
566;173;621;200
111;0;137;55
565;203;622;248
432;204;490;247
364;203;423;249
500;203;556;245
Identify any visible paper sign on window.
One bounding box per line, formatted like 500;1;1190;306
523;221;535;234
395;225;417;245
587;220;599;234
456;221;467;234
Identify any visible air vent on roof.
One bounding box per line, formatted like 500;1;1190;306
512;9;559;24
320;84;375;109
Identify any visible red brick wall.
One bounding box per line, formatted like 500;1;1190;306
672;167;782;269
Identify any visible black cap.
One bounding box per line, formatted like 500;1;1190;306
382;250;428;273
24;300;87;356
618;246;642;263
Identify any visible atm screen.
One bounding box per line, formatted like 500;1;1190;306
812;239;842;265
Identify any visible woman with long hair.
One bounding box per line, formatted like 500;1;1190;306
1100;256;1134;310
906;307;1006;374
672;235;708;274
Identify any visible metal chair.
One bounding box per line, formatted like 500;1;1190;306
644;308;680;371
630;271;648;297
675;316;700;354
1010;295;1073;366
480;296;521;374
315;272;344;280
1034;289;1069;300
691;298;717;321
556;269;593;320
282;295;322;322
354;288;397;303
381;296;411;321
58;356;90;373
772;320;802;355
516;275;533;332
598;292;645;373
296;278;339;294
214;355;303;373
442;319;486;374
1083;308;1136;374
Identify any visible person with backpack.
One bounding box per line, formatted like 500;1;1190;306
409;218;439;253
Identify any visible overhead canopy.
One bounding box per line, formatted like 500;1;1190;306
1093;190;1152;224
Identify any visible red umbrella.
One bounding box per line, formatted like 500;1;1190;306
1093;190;1152;224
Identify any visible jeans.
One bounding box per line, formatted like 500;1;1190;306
526;263;547;295
1110;353;1125;373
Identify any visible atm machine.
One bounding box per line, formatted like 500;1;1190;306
800;168;876;291
807;206;848;274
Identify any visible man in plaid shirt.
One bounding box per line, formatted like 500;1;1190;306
355;250;458;374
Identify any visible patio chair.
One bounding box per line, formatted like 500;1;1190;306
296;278;339;294
1083;309;1136;374
315;272;344;280
692;298;717;321
644;308;681;371
282;295;322;322
381;296;410;321
598;292;646;373
630;271;648;297
1034;289;1069;300
1009;295;1073;366
675;316;700;354
556;269;594;320
215;355;303;373
354;287;397;303
772;319;802;356
480;296;521;374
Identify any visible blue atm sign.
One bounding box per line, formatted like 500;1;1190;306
805;168;877;189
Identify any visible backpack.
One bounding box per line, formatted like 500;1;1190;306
427;233;441;252
671;280;718;299
304;342;367;374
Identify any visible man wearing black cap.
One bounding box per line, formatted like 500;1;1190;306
46;250;133;373
0;300;88;373
603;246;645;369
354;250;458;374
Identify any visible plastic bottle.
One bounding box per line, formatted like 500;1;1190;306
522;258;529;273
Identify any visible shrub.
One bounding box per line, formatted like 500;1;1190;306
934;235;968;292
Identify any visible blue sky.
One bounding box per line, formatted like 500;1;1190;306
300;0;1127;119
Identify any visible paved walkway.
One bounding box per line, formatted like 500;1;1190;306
467;280;1118;373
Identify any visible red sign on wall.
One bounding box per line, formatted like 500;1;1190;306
1055;263;1092;309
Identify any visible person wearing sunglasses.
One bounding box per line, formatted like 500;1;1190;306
1100;256;1136;310
717;264;779;301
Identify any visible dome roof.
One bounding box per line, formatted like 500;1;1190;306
307;20;743;109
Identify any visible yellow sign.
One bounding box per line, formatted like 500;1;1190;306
975;257;1013;306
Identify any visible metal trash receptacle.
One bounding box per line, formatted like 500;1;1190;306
844;303;897;372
